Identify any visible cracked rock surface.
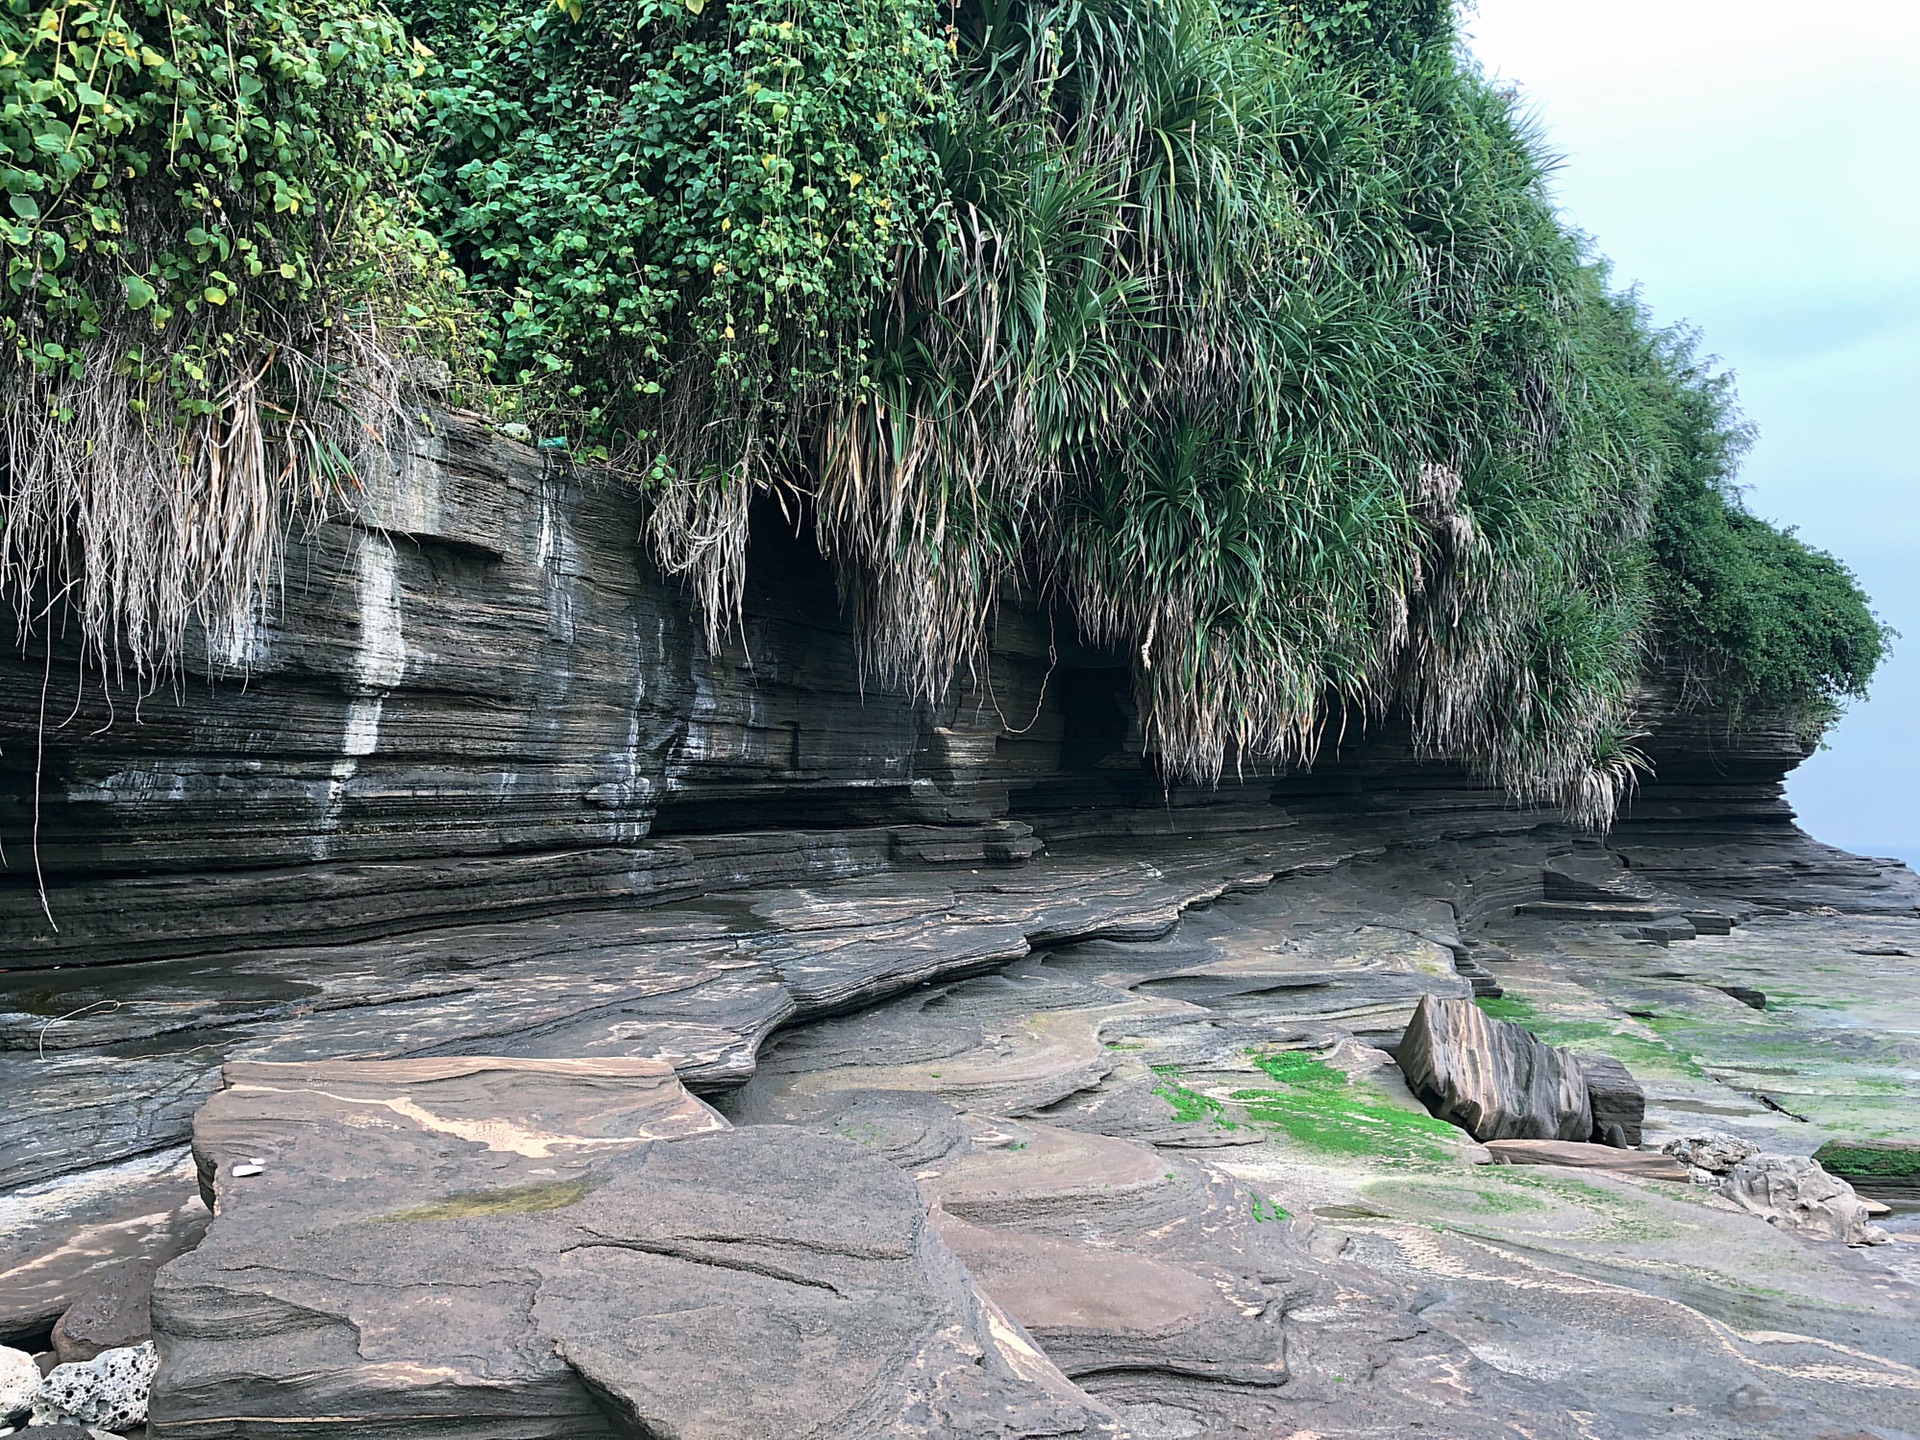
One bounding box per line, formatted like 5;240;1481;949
147;1057;1109;1439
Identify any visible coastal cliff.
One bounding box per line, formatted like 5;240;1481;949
3;420;1915;1439
1;415;1890;967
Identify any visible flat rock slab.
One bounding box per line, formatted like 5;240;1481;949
1483;1139;1690;1180
150;1057;1112;1438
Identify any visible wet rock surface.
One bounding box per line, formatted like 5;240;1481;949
6;826;1916;1438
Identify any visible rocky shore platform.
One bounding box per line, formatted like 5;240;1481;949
6;823;1917;1438
4;417;1917;1437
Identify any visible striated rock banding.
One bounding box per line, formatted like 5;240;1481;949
1396;994;1592;1143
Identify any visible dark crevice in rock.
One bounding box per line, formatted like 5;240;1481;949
560;1239;849;1295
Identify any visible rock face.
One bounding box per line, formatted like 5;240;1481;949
149;1057;1110;1439
6;414;1910;975
1395;994;1592;1142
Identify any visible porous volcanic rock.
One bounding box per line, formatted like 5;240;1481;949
148;1057;1113;1439
1663;1131;1760;1175
30;1342;156;1431
1396;994;1592;1142
1717;1154;1889;1246
1;1344;36;1425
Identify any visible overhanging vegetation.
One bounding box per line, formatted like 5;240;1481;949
0;0;1885;821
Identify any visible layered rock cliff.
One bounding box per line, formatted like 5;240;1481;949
0;414;1893;967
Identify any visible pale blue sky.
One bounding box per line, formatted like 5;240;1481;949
1464;0;1920;863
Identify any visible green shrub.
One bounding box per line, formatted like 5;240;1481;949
1640;331;1887;728
0;0;459;672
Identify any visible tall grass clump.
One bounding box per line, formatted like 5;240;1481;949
801;0;1668;824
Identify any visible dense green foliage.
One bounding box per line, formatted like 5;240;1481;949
1638;334;1886;727
0;0;432;383
0;0;455;671
405;0;946;449
0;0;1886;821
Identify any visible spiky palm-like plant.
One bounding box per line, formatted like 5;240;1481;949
799;0;1661;823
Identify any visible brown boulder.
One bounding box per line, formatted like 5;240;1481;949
51;1258;155;1365
1396;995;1591;1142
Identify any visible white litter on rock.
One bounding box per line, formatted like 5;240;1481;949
231;1163;265;1178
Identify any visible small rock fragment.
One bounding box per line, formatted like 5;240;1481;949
1;1346;36;1425
1662;1132;1759;1175
51;1260;154;1365
30;1343;156;1432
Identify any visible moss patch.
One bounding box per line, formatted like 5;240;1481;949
1814;1140;1920;1181
1153;1080;1238;1130
1231;1049;1460;1164
1477;991;1705;1078
380;1176;602;1222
